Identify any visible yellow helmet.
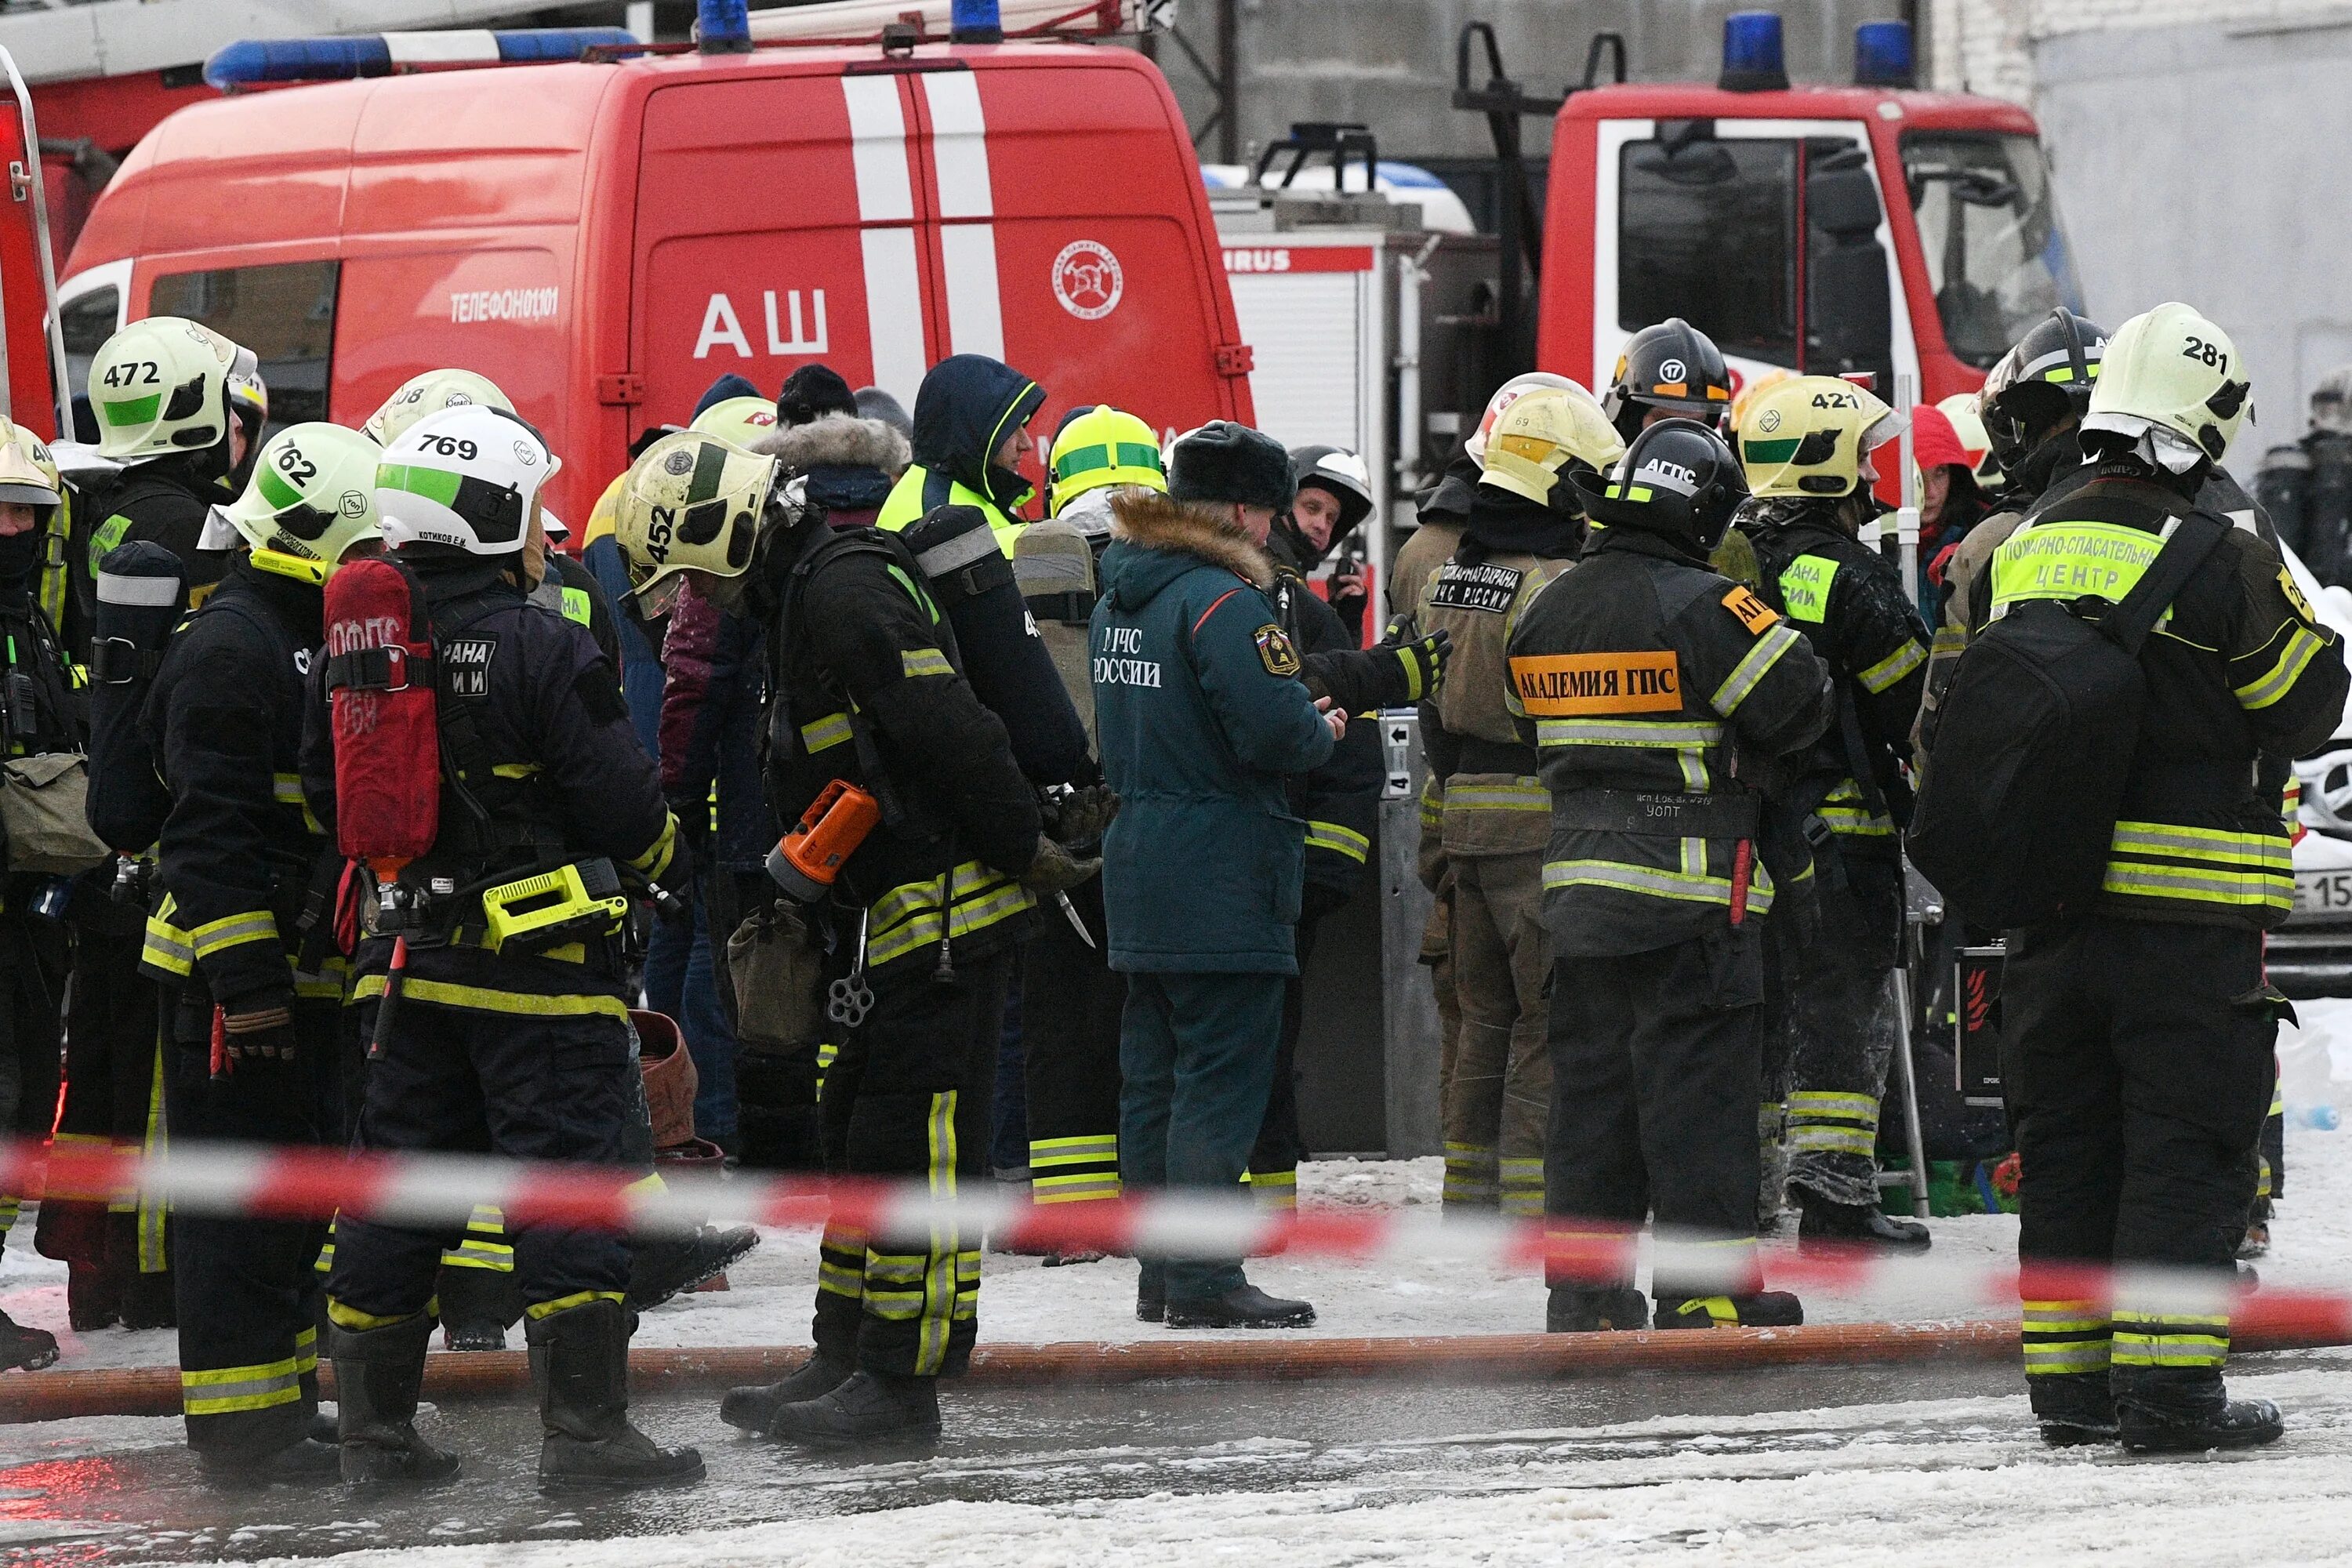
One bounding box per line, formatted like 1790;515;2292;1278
1729;367;1797;437
1936;393;2003;490
1048;405;1167;516
0;419;61;513
2082;301;2251;467
1737;376;1904;499
89;317;265;463
223;422;384;575
612;430;778;613
690;395;780;450
362;368;514;447
1478;384;1625;506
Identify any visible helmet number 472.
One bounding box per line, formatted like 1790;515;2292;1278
102;360;160;387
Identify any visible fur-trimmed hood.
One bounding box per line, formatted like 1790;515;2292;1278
1105;489;1275;596
750;413;910;478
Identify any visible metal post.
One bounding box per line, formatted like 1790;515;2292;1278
1215;0;1238;165
1886;965;1934;1221
1893;370;1922;615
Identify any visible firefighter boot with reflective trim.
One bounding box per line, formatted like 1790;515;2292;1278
528;1298;704;1490
1653;1292;1806;1329
626;1225;760;1312
761;1369;942;1446
1163;1283;1317;1330
2028;1372;2118;1448
720;1348;854;1434
2114;1368;2284;1454
1796;1190;1931;1253
331;1317;461;1483
0;1309;59;1372
1547;1286;1650;1334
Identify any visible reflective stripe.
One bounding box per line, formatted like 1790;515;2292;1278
191;909;279;960
2103;818;2291;911
1417;779;1441;829
1711;623;1802;716
1498;1156;1544;1219
1543;858;1775;915
627;813;679;883
800;711;853;755
1032;1172;1122;1203
350;972;630;1020
525;1290;626;1320
182;1355;304;1417
328;1298;430;1331
1929;625;1966;659
1778;555;1836;624
1304;821;1370;862
1856;637;1925;695
900;647;954;678
140;916;194;978
271;771;306;805
2234;625;2327;710
866;860;1035;969
1788;1090;1879;1156
2111;1308;2229;1369
1027;1134;1117;1169
913;1090;960;1374
1537;717;1724;747
1443;1143;1497;1205
1443;781;1548;811
1989;518;2165;612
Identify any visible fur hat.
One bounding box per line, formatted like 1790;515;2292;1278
855;385;913;438
776;364;858;429
1168;421;1295;511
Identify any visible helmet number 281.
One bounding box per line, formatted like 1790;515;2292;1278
2183;336;2229;372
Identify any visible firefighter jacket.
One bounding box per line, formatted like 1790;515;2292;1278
1418;487;1583;866
875;356;1044;557
659;581;773;876
2256;428;2352;588
1747;506;1930;857
1983;467;2347;929
300;552;681;1019
1389;513;1465;868
755;517;1041;980
1272;566;1382;902
1092;492;1336;974
140;557;336;1009
0;559;89;881
532;550;619;665
1506;524;1835;958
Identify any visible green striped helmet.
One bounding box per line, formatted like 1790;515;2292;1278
223;422;383;568
376;405;560;556
89;316;264;464
613;430;778;608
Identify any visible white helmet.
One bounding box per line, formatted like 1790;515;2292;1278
376;405;559;556
363;368;515;448
89;316;267;466
221;423;384;575
2081;302;2252;471
1466;372;1577;464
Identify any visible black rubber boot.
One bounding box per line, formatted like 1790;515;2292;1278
2115;1367;2284;1454
1653;1292;1806;1329
0;1309;59;1372
331;1316;461;1483
67;1263;118;1332
1136;1261;1165;1323
762;1369;941;1446
1163;1283;1316;1330
626;1226;761;1312
1796;1190;1931;1254
720;1348;853;1434
1547;1286;1650;1333
437;1265;521;1352
195;1435;343;1487
120;1269;177;1332
2028;1372;2119;1447
528;1298;704;1490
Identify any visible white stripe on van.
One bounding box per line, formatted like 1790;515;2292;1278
842;75;915;223
384;31;502;64
919;72;1007;361
860;228;928;406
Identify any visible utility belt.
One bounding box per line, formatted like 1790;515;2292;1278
373;854;633;961
1455;737;1541;775
1548;787;1760;839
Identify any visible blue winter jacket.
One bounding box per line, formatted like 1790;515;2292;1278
1092;493;1336;974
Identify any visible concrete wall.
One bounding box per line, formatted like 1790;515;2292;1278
2031;13;2352;473
1158;0;1926;163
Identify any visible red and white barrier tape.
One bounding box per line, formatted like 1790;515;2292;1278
6;1138;2341;1330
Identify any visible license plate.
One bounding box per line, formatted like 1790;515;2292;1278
2296;869;2352;916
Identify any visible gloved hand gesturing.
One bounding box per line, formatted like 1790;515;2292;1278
1383;626;1452;702
221;995;299;1062
1020;834;1102;893
1044;783;1121;847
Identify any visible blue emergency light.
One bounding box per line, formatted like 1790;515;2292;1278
203;27;633;91
696;0;753;54
1719;12;1791;93
1854;20;1916;89
952;0;1006;44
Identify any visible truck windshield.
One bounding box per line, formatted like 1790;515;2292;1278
1901;132;2082;369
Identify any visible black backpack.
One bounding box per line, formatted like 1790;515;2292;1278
1908;510;2228;927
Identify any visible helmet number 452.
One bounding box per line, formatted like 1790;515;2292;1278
2183;336;2229;372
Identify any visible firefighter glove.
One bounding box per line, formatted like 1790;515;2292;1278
1045;783;1121;847
221;996;298;1062
1020;834;1102;894
1387;626;1452;702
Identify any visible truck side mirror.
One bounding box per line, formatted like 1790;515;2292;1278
1806;153;1892;384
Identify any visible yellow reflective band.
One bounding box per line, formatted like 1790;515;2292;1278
628;813;680;883
491;762;543;779
800;711;853;755
190;909;280;960
1857;637;1926;695
866;861;1036;968
1930;625;1966;658
1027;1134;1118;1169
1542;858;1776;915
271;771;307;805
524;1290;626;1320
327;1299;429;1331
1443;781;1549;811
915;1089;960;1375
818;1261;865;1298
900;647;954;679
2022;1300;2109;1333
2103;818;2291;909
440;1238;515;1271
1304;821;1372;862
1711;623;1801;716
1536;717;1724;748
182;1356;305;1417
139;918;194;975
350;972;630;1020
2235;624;2327;710
1032;1172;1122;1202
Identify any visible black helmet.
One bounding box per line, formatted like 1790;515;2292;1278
1574;418;1749;554
1602;318;1734;441
1979;307;2107;474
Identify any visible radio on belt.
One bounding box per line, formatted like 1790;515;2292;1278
767;779;882;902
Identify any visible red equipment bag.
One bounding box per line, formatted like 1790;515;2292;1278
323;555;440;869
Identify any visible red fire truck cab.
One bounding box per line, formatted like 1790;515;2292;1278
59;40;1253;523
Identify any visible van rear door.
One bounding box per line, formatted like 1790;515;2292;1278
0;51;71;438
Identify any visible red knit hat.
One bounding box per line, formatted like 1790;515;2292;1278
1909;403;1969;473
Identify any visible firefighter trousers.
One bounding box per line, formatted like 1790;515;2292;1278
811;949;1007;1381
1783;860;1904;1210
1545;927;1765;1297
2005;916;2275;1396
40;926;169;1293
1019;877;1124;1207
164;990;340;1457
1120;970;1285;1301
1443;851;1554;1217
327;992;636;1327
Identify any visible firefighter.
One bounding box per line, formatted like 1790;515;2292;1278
0;427;82;1370
1601;318;1736;445
317;407;701;1489
1736;375;1933;1254
78;317;267;612
1421;387;1624;1218
2256;365;2352;587
614;429;1085;1444
140;423;382;1481
1509;418;1834;1330
875;354;1045;556
1984;304;2344;1451
1270;445;1377;644
1094;422;1343;1327
361;366;514;448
